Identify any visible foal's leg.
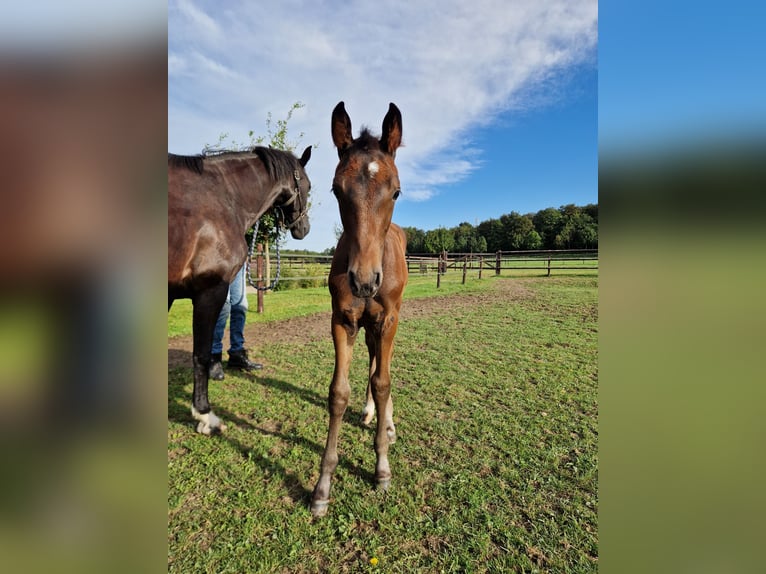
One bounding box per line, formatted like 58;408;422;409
190;281;229;435
371;311;399;490
311;319;355;517
361;329;377;426
362;329;395;443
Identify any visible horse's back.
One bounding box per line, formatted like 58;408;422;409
167;163;245;292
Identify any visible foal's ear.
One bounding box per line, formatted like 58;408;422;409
299;145;312;167
380;103;402;157
331;101;353;158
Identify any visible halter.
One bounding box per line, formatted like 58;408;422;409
274;169;308;231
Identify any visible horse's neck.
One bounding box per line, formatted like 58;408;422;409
212;156;282;229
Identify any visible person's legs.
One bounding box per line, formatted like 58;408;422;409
227;264;247;353
212;291;231;355
208;286;231;381
226;264;262;371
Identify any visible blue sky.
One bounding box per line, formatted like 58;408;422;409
599;0;766;155
396;65;597;232
168;0;598;252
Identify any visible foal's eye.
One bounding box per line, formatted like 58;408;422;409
393;189;401;200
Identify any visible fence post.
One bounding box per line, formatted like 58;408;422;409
495;251;501;276
462;257;467;284
257;243;265;313
478;257;483;279
265;240;270;286
436;253;441;288
547;255;551;277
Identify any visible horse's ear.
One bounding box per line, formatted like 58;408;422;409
380;103;402;157
299;145;312;167
331;101;353;158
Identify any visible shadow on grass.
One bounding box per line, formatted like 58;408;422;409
168;350;376;506
168;349;370;428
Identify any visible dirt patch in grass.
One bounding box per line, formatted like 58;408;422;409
168;279;533;369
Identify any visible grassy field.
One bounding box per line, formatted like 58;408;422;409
167;272;500;338
168;273;598;572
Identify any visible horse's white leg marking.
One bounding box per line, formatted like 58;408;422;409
384;395;396;444
191;406;227;435
361;397;376;426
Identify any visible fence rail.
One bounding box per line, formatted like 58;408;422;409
246;249;598;307
406;249;598;282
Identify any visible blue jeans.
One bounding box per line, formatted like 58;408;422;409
212;264;248;355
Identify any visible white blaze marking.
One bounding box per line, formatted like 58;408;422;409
368;161;379;176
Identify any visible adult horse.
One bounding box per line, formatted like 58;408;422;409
311;102;407;517
168;146;311;435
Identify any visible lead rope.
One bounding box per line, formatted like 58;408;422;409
245;218;282;291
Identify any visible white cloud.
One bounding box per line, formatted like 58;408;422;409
191;52;242;80
169;0;597;251
175;0;221;39
167;53;186;76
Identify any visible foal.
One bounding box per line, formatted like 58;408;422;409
311;102;408;517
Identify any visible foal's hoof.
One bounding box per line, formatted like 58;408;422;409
310;499;330;518
376;478;391;492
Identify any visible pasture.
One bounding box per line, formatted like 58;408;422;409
168;272;598;572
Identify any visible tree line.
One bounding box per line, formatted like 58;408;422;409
400;203;598;254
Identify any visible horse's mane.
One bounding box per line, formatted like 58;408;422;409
168;152;204;174
252;146;303;182
168;147;302;182
350;128;382;153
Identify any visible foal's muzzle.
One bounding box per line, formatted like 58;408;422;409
348;269;382;298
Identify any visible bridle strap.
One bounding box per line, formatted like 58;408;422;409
275;169;308;230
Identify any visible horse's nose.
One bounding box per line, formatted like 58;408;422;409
348;269;382;298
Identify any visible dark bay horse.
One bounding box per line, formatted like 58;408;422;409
168;146;311;434
311;102;408;517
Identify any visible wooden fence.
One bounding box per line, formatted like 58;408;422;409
407;249;598;286
248;249;598;309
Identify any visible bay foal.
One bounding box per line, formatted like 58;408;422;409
311;102;408;517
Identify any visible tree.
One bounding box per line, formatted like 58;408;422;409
524;229;543;250
477;218;504;252
452;222;487;253
500;212;539;250
401;226;427;254
466;232;488;253
554;210;597;249
397;203;597;254
532;207;563;249
424;227;455;254
582;203;598;223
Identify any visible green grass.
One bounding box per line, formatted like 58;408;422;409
168;275;598;572
168;272;498;338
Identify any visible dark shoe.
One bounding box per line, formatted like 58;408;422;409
209;353;225;380
227;349;263;371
